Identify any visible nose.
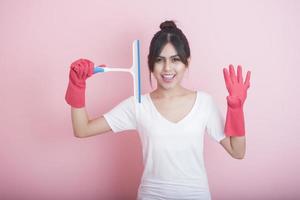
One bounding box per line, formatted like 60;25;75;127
163;60;172;71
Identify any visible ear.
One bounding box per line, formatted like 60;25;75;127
187;57;191;66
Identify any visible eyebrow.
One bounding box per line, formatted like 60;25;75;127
157;55;179;58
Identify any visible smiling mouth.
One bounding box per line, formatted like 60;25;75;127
161;74;176;82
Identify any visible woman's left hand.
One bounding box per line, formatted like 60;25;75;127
223;64;251;107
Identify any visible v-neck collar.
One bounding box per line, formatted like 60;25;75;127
147;91;199;126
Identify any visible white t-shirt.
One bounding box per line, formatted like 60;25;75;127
103;90;226;200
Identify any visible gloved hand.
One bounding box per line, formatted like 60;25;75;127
223;64;251;136
65;58;106;108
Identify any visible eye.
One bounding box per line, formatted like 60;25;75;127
172;57;181;62
155;58;162;63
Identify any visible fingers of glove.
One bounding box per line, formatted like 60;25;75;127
71;59;94;79
80;59;94;78
85;59;95;78
70;58;83;72
78;59;87;79
229;64;237;84
244;71;251;88
223;67;232;88
77;61;84;79
80;59;89;79
70;59;83;78
81;62;89;80
237;65;243;84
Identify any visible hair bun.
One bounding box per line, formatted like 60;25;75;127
160;20;177;30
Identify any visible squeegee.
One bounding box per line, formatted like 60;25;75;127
93;40;141;103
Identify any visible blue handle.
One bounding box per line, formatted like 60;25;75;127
93;66;106;74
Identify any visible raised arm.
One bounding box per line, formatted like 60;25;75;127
71;107;111;138
65;58;110;138
220;64;251;159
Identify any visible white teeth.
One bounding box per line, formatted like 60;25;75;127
162;74;175;80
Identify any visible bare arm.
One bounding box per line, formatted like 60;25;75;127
71;107;112;138
220;136;246;159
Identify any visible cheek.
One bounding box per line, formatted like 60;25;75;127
175;65;187;74
151;69;160;80
153;64;163;74
154;63;163;69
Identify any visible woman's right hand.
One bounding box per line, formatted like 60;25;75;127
65;58;106;108
69;58;95;88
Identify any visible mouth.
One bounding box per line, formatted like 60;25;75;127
161;74;176;82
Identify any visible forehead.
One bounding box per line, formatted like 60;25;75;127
159;43;178;57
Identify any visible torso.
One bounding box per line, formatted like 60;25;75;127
149;89;197;124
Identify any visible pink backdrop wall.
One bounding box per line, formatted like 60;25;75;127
1;0;299;199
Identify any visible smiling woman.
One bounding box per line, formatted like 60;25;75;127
147;20;190;89
65;19;251;200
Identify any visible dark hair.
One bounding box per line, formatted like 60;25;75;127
147;20;191;88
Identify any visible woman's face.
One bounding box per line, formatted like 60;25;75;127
152;42;189;90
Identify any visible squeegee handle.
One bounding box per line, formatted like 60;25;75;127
93;65;107;74
94;66;131;74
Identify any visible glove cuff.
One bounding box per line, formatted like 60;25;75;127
224;100;245;137
65;81;86;108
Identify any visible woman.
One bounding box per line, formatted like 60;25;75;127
65;20;251;200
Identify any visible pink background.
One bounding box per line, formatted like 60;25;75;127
1;0;299;199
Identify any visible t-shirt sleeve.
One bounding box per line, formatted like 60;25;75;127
103;96;137;133
205;96;226;143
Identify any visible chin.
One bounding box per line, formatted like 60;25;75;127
158;82;177;90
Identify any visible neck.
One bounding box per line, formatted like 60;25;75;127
152;85;186;98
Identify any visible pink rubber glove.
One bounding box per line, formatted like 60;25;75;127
223;64;251;136
65;58;106;108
